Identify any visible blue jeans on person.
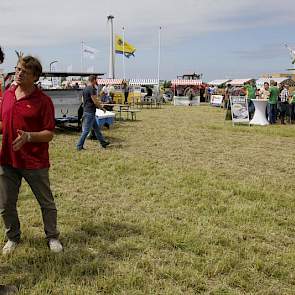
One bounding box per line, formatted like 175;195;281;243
248;100;255;120
268;103;277;124
76;112;105;149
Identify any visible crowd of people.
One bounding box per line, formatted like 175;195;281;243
212;80;295;124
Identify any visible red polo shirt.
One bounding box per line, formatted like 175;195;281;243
0;85;55;169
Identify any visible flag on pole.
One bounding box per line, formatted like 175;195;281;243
115;35;136;58
82;44;98;59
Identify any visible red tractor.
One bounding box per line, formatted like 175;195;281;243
172;73;206;101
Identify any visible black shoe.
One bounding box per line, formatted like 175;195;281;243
77;147;86;151
101;141;110;148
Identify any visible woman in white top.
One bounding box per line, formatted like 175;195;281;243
259;82;270;100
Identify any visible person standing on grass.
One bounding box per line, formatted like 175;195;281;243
279;84;290;125
268;80;279;124
0;54;63;255
290;91;295;123
259;82;270;100
122;81;129;104
0;45;18;295
244;81;256;120
76;75;109;150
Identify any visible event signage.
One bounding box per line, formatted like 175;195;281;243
210;95;224;107
229;96;249;125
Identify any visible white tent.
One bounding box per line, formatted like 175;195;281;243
208;79;231;86
227;79;253;86
256;77;295;89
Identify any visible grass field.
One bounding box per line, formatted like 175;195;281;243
1;105;295;294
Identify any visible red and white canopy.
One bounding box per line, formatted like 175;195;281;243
171;79;202;86
129;79;159;86
97;79;123;85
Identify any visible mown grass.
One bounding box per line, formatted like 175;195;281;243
1;105;295;294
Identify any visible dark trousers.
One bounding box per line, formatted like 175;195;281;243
124;92;129;104
291;104;295;122
279;102;289;123
268;103;277;124
0;166;59;242
248;100;255;120
76;112;105;149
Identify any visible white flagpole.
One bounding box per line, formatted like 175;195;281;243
81;41;84;72
107;15;115;79
157;26;162;94
123;26;125;80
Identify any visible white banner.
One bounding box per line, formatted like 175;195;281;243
82;44;98;59
210;95;223;106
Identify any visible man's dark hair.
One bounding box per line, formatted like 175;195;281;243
0;46;4;63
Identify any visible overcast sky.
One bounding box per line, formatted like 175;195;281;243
1;0;295;81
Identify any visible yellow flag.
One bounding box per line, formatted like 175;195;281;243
115;35;136;58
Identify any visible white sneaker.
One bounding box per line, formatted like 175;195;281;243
48;239;63;253
2;240;18;255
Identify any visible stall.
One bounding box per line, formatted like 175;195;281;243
97;79;124;104
129;79;159;106
171;79;203;106
207;79;231;106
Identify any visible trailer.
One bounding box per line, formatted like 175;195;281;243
4;71;104;128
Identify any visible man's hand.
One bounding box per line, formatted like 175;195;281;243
12;130;30;151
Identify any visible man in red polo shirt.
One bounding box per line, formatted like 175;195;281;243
0;44;18;295
0;54;62;255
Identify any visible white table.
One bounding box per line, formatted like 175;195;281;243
250;99;269;126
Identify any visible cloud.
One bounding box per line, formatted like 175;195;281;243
1;0;294;47
232;44;286;60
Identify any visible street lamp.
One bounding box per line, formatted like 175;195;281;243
49;60;58;72
49;60;58;88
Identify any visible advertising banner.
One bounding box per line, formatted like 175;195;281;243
230;96;249;124
210;95;224;106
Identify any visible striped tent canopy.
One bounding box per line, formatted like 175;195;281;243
171;79;202;86
129;79;159;86
97;79;123;85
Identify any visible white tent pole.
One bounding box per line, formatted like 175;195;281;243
157;26;162;93
123;26;126;80
81;41;84;72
